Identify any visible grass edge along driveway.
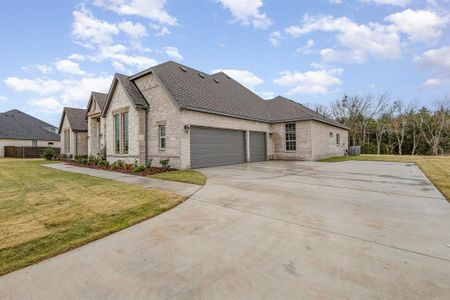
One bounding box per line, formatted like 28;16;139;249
319;155;450;201
150;169;207;185
0;159;185;276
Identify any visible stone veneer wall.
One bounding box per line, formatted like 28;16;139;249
310;120;348;160
104;73;348;168
134;73;182;168
105;82;143;164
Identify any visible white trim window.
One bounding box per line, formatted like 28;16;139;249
64;129;70;153
114;112;129;154
159;125;166;150
285;123;296;151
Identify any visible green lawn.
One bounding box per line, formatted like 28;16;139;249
0;159;184;275
150;169;207;185
319;155;450;201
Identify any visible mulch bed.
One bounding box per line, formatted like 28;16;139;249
64;161;175;176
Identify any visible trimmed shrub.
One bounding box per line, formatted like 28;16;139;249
132;165;146;173
42;148;55;160
160;159;171;169
97;160;109;167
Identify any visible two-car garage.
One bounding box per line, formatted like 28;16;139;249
190;126;266;168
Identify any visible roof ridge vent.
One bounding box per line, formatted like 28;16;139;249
198;73;205;78
213;78;219;83
179;66;187;72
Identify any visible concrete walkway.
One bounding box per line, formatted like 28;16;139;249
1;161;449;299
45;163;201;197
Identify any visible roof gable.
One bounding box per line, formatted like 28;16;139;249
0;109;60;141
85;91;108;118
102;74;148;117
58;107;87;134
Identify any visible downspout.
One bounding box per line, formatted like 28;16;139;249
144;108;149;165
75;131;78;156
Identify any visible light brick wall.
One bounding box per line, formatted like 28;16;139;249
270;121;313;160
311;120;348;160
180;110;272;169
104;73;349;167
134;73;182;168
60;114;87;156
104;81;142;164
87;98;103;156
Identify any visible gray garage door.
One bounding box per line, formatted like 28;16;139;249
249;131;266;162
190;126;246;168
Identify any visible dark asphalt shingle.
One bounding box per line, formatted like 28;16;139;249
59;107;87;133
91;92;107;112
116;74;148;108
0;109;60;141
140;61;347;129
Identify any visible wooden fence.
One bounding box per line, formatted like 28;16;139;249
4;146;60;158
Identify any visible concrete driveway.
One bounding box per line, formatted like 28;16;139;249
1;161;450;299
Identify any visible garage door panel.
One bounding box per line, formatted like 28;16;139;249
250;132;266;162
190;126;246;168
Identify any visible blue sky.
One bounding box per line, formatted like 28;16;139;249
1;0;449;125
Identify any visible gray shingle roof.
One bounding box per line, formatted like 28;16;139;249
92;92;107;111
102;74;148;117
59;107;87;133
267;96;348;128
132;61;348;129
116;74;148;108
0;109;60;141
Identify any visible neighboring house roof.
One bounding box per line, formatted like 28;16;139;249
85;91;108;119
58;107;88;134
0;109;60;141
102;73;148;117
130;61;348;129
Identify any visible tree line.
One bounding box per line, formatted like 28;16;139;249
314;94;450;155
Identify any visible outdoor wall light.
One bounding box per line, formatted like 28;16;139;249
184;125;190;133
269;132;273;138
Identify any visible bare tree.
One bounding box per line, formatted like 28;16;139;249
374;114;390;154
390;100;410;155
418;99;450;155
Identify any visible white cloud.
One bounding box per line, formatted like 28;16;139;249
164;46;183;60
72;7;119;48
297;39;315;54
27;97;63;114
285;15;401;63
212;69;264;90
218;0;272;29
422;78;450;87
414;46;450;86
5;75;112;106
93;0;177;25
156;27;171;36
118;20;148;40
60;76;112;104
55;59;86;76
36;64;52;74
413;46;450;72
273;68;343;95
67;53;86;61
269;31;282;46
385;9;449;43
5;77;64;94
0;96;8;102
361;0;410;6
